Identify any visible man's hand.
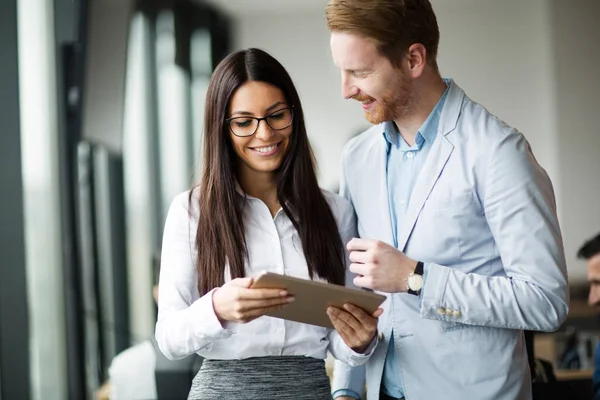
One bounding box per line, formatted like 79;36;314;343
327;303;382;353
347;238;417;293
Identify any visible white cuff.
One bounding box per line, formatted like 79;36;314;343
188;288;234;339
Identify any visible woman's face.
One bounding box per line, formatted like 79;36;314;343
226;81;293;178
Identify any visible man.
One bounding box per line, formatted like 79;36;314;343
578;233;600;399
325;1;569;399
580;234;600;307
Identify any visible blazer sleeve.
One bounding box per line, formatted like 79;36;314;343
420;129;569;332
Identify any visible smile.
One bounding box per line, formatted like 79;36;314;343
360;100;375;110
250;143;281;156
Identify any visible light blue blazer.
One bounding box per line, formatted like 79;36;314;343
333;80;569;400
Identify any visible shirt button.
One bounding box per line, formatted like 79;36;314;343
445;308;453;316
452;310;461;318
436;307;446;315
407;152;414;158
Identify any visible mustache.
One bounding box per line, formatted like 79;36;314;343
352;95;374;102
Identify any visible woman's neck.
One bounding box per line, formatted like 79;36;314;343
237;167;280;217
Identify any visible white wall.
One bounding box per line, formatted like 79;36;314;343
233;11;368;191
551;0;600;282
433;0;558;192
227;0;599;283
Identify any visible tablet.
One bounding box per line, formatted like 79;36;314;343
250;271;386;329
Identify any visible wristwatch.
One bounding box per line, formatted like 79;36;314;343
407;261;424;296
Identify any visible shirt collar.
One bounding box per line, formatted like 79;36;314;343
381;78;450;151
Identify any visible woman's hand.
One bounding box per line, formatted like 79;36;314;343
327;303;382;353
212;277;294;323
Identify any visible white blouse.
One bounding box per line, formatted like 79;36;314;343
155;188;373;367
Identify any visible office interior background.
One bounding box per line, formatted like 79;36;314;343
1;0;599;399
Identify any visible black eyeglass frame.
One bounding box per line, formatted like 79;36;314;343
225;106;295;137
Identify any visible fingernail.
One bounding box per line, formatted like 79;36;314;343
280;290;288;296
287;297;295;302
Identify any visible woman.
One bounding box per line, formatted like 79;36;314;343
155;48;381;400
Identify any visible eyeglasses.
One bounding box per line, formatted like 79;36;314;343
226;106;294;137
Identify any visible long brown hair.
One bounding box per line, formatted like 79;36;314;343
193;48;345;295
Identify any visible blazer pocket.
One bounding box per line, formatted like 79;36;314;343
441;320;472;332
426;191;473;210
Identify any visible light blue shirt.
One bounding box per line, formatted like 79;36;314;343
381;83;449;398
332;82;449;400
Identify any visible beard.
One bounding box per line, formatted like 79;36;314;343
354;73;416;125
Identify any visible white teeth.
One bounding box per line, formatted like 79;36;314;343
254;144;278;153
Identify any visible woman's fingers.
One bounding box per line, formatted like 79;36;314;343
327;304;381;352
236;302;294;322
327;308;358;344
235;296;295;312
237;287;289;300
372;307;384;318
328;306;362;333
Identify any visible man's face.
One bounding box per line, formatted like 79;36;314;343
587;254;600;306
330;32;416;124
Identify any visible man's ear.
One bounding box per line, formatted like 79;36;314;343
405;43;427;79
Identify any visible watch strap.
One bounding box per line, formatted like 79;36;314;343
407;261;424;296
414;260;424;276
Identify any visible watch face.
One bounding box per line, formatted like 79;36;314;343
408;274;424;291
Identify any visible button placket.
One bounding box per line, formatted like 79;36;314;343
271;213;286;274
271;319;285;355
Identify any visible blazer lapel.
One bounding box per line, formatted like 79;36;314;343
374;139;395;246
396;137;453;251
395;80;464;251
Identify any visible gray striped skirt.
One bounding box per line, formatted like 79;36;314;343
187;356;332;400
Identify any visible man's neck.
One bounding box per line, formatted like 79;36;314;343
395;76;447;146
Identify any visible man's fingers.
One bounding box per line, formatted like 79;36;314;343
349;262;369;276
346;238;377;252
349;250;372;264
353;274;373;289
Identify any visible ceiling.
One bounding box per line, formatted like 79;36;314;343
200;0;330;16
